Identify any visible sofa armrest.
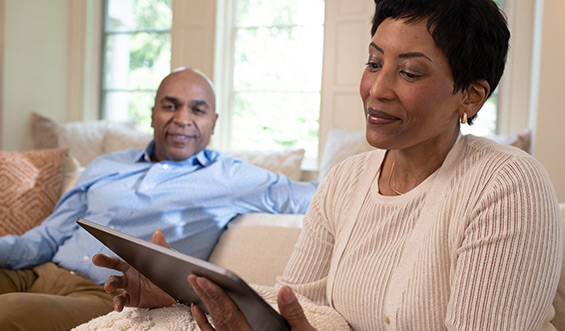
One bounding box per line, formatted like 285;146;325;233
208;213;303;287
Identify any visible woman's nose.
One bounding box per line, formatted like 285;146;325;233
369;69;395;100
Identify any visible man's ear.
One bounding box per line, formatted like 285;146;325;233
460;79;490;118
210;113;219;134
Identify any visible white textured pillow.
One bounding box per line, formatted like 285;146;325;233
103;127;153;154
30;112;136;167
227;149;305;181
103;127;305;180
318;128;375;181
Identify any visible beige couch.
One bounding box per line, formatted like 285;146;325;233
0;114;563;328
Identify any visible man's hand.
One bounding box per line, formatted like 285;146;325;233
92;230;177;312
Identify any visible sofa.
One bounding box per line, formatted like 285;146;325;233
0;113;563;329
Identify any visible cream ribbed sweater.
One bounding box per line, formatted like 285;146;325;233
278;135;562;330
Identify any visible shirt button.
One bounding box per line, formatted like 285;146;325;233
69;271;75;275
384;315;391;325
162;164;169;169
83;256;90;262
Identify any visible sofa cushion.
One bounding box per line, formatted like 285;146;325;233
208;213;303;286
0;148;69;236
30;112;136;167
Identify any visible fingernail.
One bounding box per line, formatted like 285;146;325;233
281;286;296;304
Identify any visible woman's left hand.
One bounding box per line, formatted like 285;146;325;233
187;275;316;331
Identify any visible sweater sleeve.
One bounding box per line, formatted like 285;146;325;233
275;177;335;306
445;156;562;330
274;156;359;306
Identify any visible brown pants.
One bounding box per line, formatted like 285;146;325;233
0;262;116;331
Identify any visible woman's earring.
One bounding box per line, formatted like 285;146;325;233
460;112;468;125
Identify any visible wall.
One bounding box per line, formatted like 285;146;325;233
530;0;565;201
1;0;69;151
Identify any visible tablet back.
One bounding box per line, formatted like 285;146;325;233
77;218;290;331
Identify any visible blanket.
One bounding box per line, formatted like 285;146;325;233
72;285;351;330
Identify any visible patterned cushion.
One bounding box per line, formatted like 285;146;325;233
0;148;68;236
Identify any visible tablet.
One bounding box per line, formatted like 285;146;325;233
77;217;290;331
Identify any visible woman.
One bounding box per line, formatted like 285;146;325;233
93;0;562;329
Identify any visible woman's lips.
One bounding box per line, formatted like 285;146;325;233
366;108;399;125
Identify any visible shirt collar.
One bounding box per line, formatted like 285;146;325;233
136;140;216;167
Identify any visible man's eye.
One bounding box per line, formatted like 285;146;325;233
163;104;176;110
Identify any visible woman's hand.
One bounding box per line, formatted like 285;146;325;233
92;230;177;311
188;275;315;330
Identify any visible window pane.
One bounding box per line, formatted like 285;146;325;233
460;94;498;136
106;0;172;32
231;0;324;159
103;32;170;90
237;0;324;27
102;91;155;132
232;91;320;158
233;26;324;91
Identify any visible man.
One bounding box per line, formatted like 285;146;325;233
0;68;317;330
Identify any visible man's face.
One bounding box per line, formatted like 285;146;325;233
151;70;218;162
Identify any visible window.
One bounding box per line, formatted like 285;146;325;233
460;0;503;137
101;0;172;131
220;0;325;159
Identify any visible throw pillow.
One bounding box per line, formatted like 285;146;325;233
30;112;137;167
487;129;532;154
318;128;375;181
227;149;305;181
103;127;153;154
0;148;69;236
103;126;306;180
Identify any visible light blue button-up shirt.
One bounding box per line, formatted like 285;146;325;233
0;142;318;284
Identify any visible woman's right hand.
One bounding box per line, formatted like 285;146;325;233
92;230;177;312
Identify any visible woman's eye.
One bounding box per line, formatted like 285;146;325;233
365;62;382;71
401;71;423;80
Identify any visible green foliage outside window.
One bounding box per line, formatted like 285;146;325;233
102;0;172;132
231;0;325;158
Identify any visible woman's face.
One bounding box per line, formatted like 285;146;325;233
360;18;463;152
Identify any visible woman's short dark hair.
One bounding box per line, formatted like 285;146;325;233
371;0;510;125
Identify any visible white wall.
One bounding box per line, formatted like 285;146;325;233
1;0;69;151
530;0;565;201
